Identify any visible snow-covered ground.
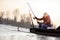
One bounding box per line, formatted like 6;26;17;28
0;24;60;40
0;24;37;40
0;24;30;32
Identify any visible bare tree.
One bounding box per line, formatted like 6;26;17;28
13;8;20;22
0;11;3;24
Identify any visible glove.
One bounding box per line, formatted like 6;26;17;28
33;17;37;19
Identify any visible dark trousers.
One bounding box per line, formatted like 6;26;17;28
39;23;49;29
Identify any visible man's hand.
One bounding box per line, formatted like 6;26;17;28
33;17;37;19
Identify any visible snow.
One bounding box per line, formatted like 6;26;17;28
0;24;37;40
0;24;60;40
0;24;30;32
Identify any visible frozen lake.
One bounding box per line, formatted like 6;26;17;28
0;24;60;40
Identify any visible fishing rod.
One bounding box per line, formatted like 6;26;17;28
17;1;36;31
26;2;37;28
27;2;36;17
28;10;34;28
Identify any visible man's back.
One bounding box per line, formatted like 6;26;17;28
43;14;51;27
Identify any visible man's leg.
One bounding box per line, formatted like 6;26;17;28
39;23;43;28
41;24;49;29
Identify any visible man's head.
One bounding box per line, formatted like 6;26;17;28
44;12;49;17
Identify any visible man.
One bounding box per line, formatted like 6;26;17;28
34;12;51;29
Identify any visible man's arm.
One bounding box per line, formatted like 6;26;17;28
34;17;43;20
